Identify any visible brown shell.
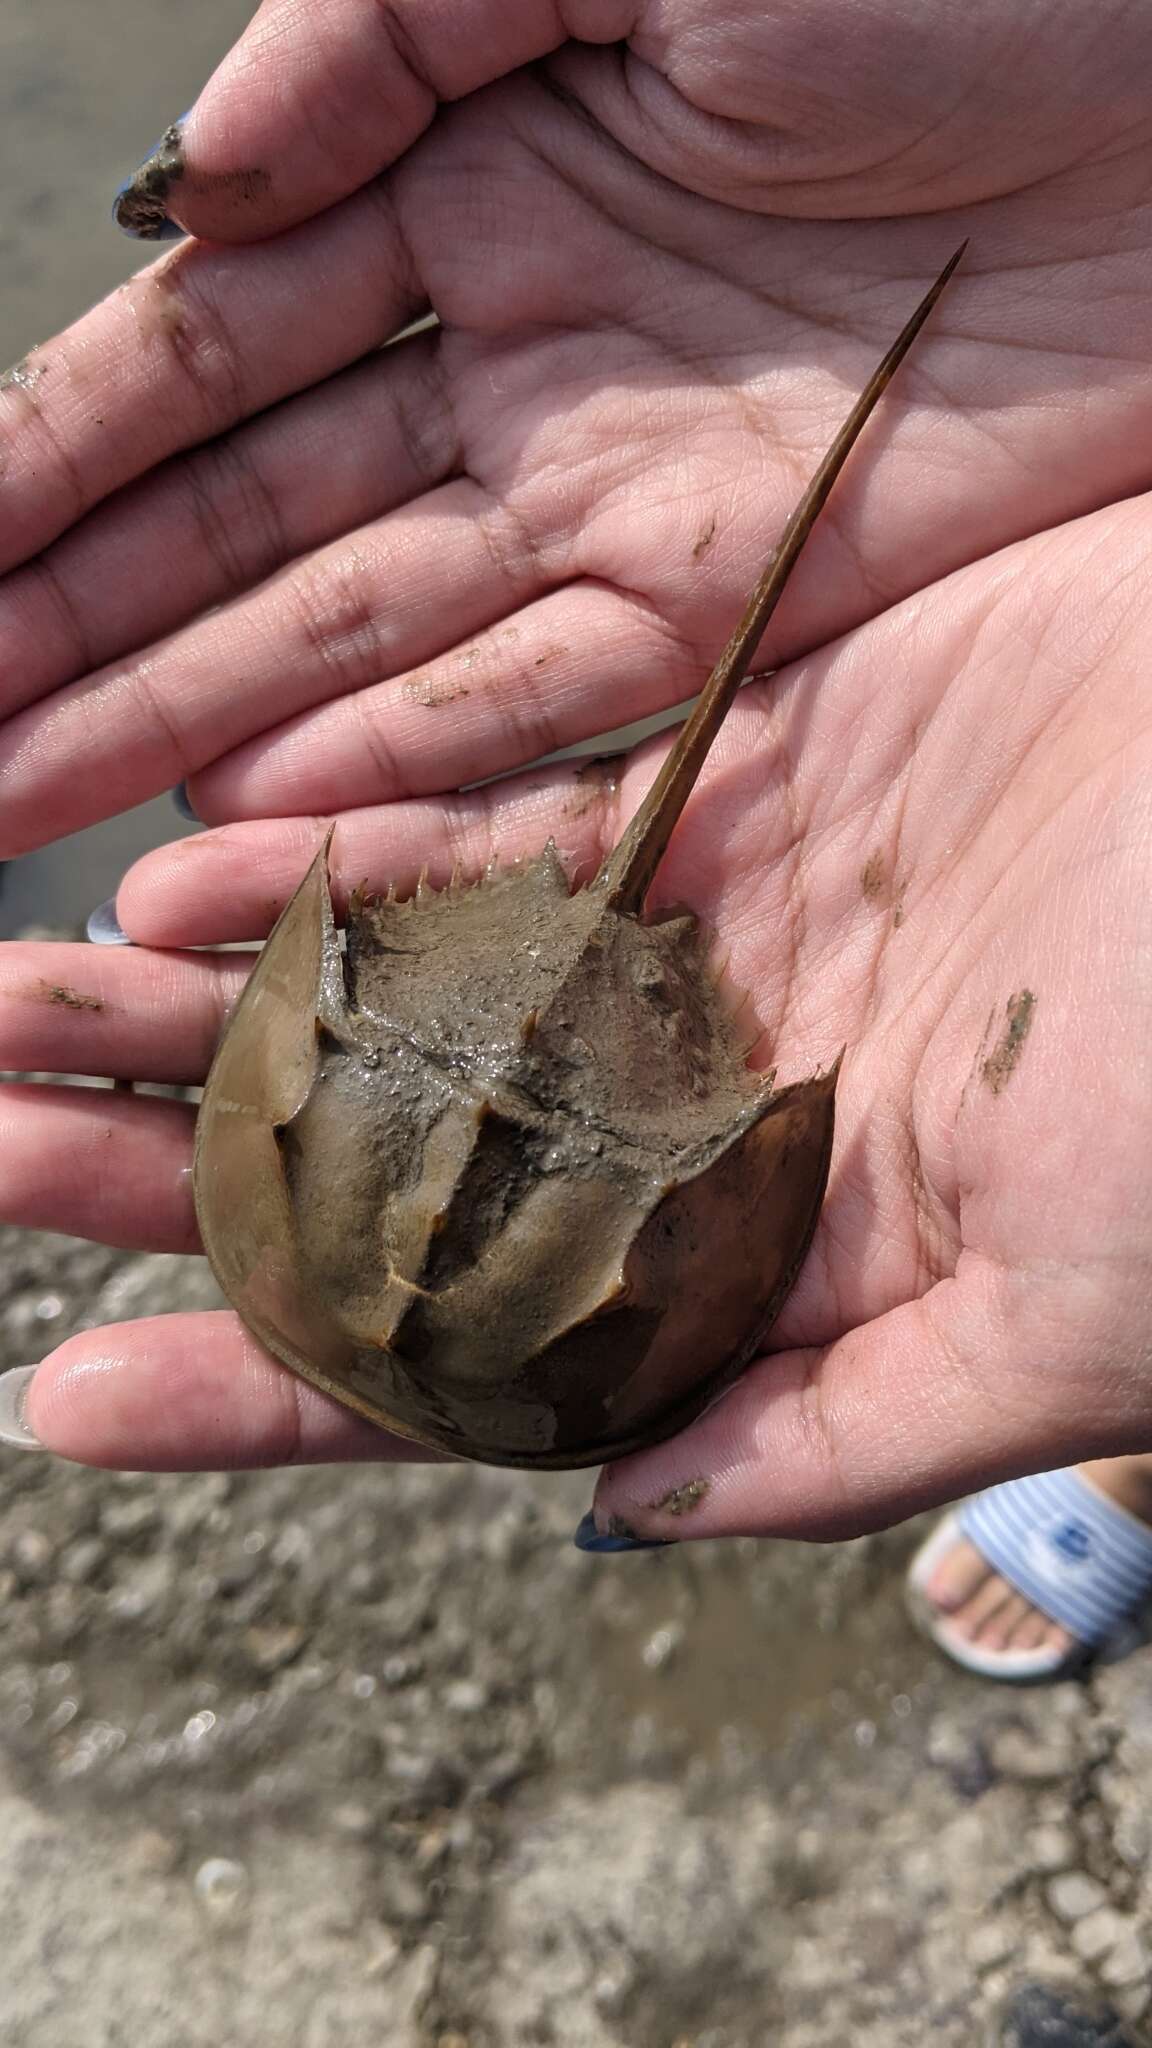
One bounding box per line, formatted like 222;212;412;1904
192;251;963;1469
193;841;836;1466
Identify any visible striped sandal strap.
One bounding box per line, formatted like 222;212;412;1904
959;1468;1152;1646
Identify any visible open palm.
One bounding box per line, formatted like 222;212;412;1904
1;0;1150;1535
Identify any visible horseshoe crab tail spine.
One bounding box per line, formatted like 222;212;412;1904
596;243;968;917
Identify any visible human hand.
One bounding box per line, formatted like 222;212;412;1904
3;0;1151;856
5;473;1151;1530
1;1;1150;1534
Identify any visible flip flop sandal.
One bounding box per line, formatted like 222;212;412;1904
907;1468;1152;1682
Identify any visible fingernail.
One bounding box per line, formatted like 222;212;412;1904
573;1511;672;1555
172;782;200;822
113;117;189;242
0;1368;42;1450
86;900;132;946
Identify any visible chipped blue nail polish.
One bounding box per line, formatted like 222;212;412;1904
86;900;132;947
172;782;200;822
573;1511;671;1555
113;117;190;242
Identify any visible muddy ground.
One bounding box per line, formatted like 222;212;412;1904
3;1205;1152;2046
4;3;1152;2042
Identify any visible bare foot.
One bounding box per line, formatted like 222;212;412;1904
919;1455;1152;1659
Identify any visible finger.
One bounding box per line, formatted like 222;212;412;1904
22;1316;439;1471
589;1274;1147;1543
0;474;554;859
116;0;578;244
112;755;639;946
0;1084;197;1253
0;179;424;579
0;944;249;1081
195;581;698;823
0;335;456;722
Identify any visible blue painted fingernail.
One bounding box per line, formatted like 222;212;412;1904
113;118;189;241
573;1511;672;1555
86;900;132;946
172;782;200;822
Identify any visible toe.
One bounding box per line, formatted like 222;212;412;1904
923;1534;996;1612
978;1590;1033;1650
1002;1606;1076;1656
949;1572;1015;1643
1007;1607;1052;1652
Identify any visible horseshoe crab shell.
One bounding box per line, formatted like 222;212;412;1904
193;835;837;1466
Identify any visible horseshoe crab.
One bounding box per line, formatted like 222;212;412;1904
193;249;963;1468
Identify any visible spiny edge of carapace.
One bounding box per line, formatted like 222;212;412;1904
328;834;787;1079
311;835;842;1105
344;838;576;920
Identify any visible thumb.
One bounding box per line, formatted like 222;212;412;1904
587;1282;1145;1544
114;0;626;245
